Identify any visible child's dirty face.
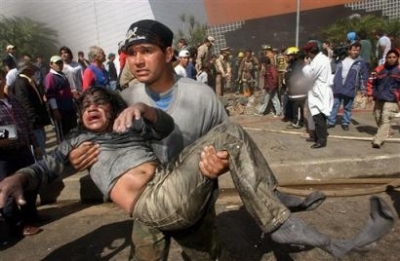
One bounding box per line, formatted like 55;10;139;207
81;93;113;133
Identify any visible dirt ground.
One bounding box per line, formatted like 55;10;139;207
1;190;399;261
213;191;400;261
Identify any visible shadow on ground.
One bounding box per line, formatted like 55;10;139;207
41;220;134;261
216;207;314;261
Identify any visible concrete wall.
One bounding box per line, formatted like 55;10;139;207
0;0;208;70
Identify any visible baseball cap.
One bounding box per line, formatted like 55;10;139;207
50;55;62;63
261;44;272;50
6;45;15;50
347;31;357;42
207;36;215;44
178;50;190;58
124;19;173;49
108;52;116;59
302;41;318;51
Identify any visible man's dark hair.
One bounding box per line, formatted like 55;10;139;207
349;41;362;50
178;38;187;46
59;46;74;59
261;56;271;65
358;30;367;40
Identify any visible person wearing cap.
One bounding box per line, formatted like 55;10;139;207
302;42;334;149
68;20;230;261
238;49;259;97
82;46;110;92
44;55;77;144
65;19;378;260
0;67;43;242
174;49;190;77
9;60;51;235
13;60;51;157
4;45;18;69
196;35;215;73
214;47;231;96
106;52;118;91
262;44;277;66
59;46;83;98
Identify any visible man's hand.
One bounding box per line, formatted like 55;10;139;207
113;103;157;133
199;145;229;179
69;141;100;171
0;173;28;208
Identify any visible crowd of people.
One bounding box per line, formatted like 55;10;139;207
0;19;399;260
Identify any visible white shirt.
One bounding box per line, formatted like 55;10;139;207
341;57;354;84
303;52;334;116
62;61;83;92
174;64;187;77
376;35;391;65
196;71;208;84
5;68;18;89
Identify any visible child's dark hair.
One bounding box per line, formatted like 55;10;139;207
75;87;127;132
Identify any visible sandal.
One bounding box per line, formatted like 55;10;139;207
22;226;42;236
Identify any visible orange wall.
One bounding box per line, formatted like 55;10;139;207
204;0;361;25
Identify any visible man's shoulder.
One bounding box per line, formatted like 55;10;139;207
176;77;212;92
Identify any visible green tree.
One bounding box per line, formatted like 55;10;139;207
0;16;58;62
319;14;385;45
175;13;208;48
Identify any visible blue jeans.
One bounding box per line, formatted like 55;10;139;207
258;90;281;115
108;81;118;91
34;127;46;159
328;94;354;126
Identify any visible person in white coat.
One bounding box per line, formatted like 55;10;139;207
302;42;333;149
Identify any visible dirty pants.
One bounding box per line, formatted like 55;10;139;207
131;121;290;260
373;101;399;145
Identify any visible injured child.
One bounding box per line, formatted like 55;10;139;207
0;87;395;259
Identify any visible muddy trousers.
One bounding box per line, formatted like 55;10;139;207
130;121;289;261
373;101;399;145
133;120;289;232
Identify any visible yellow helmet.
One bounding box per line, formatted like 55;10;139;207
284;47;299;55
238;51;244;58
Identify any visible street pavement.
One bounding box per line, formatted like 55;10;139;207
1;108;399;260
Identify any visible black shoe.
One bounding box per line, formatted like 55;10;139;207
341;125;349;131
327;124;335;129
372;143;381;149
311;143;326;149
306;137;316;142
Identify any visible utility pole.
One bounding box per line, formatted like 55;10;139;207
295;0;301;47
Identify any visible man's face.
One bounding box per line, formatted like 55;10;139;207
126;43;173;84
96;49;106;63
81;93;112;133
51;61;64;72
386;53;399;66
179;56;189;67
60;50;72;62
348;46;361;59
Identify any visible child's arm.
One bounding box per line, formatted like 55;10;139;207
14;138;82;191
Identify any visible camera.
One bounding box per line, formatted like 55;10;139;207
0;129;9;140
